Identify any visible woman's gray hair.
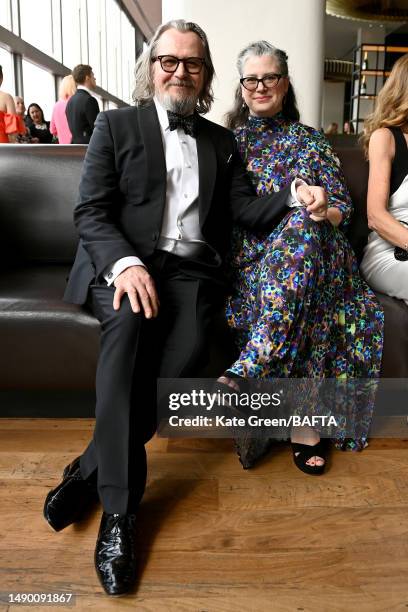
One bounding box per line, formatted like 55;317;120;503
237;41;289;78
225;40;299;130
132;19;215;114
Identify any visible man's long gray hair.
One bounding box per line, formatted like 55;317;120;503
132;19;215;114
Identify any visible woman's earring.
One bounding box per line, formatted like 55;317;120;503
242;101;247;109
282;94;287;106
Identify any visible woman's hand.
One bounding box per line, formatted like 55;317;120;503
296;184;328;222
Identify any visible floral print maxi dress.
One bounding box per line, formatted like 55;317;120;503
226;114;384;450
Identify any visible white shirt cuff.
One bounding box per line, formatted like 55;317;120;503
104;256;145;286
288;178;307;207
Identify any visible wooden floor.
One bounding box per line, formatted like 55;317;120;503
1;419;408;611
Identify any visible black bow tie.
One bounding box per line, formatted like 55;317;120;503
167;111;197;137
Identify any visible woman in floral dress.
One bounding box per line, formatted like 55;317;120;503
219;41;384;473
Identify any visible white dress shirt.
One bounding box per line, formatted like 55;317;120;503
155;97;206;251
77;85;95;96
104;99;304;285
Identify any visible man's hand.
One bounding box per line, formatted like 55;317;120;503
296;184;328;222
113;265;159;318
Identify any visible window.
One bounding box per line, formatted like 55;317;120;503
51;0;62;63
2;0;139;111
0;47;15;95
22;59;56;120
61;0;88;68
88;0;106;90
20;0;54;57
0;0;12;30
106;0;121;98
88;0;135;97
121;11;135;104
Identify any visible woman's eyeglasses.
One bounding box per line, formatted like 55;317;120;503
240;74;283;91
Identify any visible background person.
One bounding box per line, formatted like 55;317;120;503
50;75;77;144
360;53;408;305
0;66;25;143
66;64;99;143
14;95;26;118
325;121;338;135
14;95;34;143
26;103;53;143
343;120;355;134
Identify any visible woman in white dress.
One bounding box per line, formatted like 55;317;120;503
360;54;408;305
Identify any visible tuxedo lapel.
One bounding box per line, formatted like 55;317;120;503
138;103;166;205
196;117;216;227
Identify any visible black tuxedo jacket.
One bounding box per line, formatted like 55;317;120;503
64;103;291;304
66;89;99;144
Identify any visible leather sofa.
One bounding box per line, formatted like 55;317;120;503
336;147;408;378
0;145;98;416
0;143;407;416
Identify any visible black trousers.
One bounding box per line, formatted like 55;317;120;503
79;251;219;514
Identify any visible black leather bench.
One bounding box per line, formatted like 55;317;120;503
0;143;406;416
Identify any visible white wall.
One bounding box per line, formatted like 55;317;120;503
162;0;325;128
322;81;345;132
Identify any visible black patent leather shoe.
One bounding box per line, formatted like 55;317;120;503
43;456;99;532
95;512;138;596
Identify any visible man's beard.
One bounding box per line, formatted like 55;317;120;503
156;80;198;115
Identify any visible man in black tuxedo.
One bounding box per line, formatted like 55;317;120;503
66;64;99;144
44;20;327;596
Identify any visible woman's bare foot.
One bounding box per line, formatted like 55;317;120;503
291;425;325;467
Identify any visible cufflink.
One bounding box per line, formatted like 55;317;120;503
107;272;113;279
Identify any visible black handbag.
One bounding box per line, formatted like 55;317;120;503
394;220;408;261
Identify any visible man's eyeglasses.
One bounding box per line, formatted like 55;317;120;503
240;74;283;91
152;55;206;75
